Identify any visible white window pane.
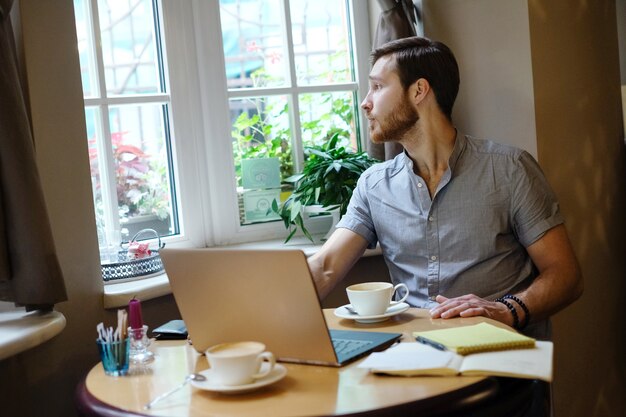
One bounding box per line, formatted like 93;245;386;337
230;95;293;227
299;91;357;150
220;0;289;89
106;104;175;239
98;0;162;96
290;0;352;85
74;0;97;97
230;95;293;187
85;107;107;245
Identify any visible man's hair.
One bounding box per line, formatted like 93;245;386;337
371;36;459;120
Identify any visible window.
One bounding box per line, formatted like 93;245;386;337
74;0;371;268
74;0;178;260
221;0;362;227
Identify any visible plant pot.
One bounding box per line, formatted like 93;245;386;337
123;214;172;239
301;205;340;242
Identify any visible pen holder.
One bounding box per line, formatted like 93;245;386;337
97;338;130;376
129;325;155;364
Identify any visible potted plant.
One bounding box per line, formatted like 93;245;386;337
271;133;379;242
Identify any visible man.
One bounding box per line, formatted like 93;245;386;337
308;37;582;339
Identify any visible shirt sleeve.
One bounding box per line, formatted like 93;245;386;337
511;151;564;247
336;174;379;249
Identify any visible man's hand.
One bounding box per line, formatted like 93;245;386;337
429;294;516;327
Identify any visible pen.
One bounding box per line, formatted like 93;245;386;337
415;336;448;351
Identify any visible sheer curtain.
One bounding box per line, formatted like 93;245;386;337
367;0;420;161
0;0;67;311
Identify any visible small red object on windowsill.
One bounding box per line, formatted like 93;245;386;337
127;241;151;259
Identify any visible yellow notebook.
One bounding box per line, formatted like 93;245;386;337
413;322;535;355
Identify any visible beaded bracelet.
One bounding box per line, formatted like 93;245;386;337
495;297;519;329
503;294;531;329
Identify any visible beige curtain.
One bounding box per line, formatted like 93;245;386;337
367;0;420;161
0;0;67;311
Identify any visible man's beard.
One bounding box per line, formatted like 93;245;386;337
370;98;419;144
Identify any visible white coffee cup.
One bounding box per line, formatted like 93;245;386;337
205;341;276;386
346;282;409;316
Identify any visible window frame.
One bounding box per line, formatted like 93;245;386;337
77;0;186;252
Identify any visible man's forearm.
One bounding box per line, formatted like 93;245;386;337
514;263;583;326
307;228;369;300
516;224;583;325
308;252;341;299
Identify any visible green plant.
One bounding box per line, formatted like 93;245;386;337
271;133;379;242
299;91;354;148
231;69;358;187
89;132;171;221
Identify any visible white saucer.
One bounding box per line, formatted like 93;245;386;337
190;363;287;394
334;302;410;323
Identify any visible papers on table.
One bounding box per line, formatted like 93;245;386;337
358;343;461;376
358;341;553;382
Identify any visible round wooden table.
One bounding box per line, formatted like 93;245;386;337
76;309;539;417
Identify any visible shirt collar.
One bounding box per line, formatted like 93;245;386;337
447;129;467;173
399;129;467;174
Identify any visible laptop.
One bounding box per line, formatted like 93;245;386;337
160;247;402;366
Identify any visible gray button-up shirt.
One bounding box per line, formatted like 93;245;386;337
337;132;563;338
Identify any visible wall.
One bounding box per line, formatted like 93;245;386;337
0;1;103;416
423;0;626;416
528;1;626;415
422;0;538;156
618;0;626;139
618;0;625;84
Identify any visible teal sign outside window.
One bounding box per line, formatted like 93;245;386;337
241;158;281;190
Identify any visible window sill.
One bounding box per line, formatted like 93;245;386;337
0;302;66;361
103;235;382;309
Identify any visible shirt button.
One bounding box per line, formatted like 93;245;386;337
430;255;437;261
428;216;434;222
417;182;423;188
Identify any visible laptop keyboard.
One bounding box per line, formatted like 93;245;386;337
332;338;374;357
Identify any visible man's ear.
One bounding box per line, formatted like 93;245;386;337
410;78;430;106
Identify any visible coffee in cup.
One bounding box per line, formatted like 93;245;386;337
205;341;275;386
346;282;409;316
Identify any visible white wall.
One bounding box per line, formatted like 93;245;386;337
423;0;538;156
